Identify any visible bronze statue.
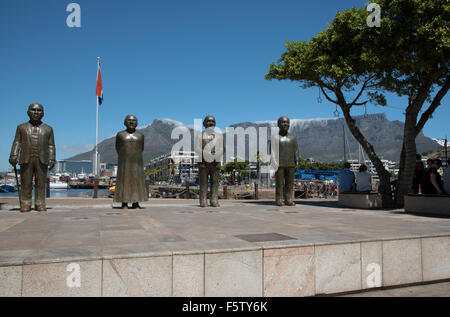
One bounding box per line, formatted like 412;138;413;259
271;116;299;206
114;114;148;209
9;103;55;212
196;115;223;207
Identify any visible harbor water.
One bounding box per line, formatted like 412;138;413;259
0;188;111;198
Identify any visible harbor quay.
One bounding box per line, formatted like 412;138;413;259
1;198;450;297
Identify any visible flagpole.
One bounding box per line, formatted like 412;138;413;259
95;56;100;177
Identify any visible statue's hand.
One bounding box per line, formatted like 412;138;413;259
48;161;55;170
9;157;18;166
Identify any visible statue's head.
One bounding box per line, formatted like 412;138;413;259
203;115;216;129
277;116;290;132
124;114;138;131
27;103;44;123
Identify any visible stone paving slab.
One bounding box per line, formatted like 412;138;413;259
1;198;450;296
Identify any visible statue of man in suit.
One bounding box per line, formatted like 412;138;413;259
271;116;299;206
195;115;223;207
9;103;55;212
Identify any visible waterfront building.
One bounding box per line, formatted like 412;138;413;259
55;160;93;175
146;151;199;184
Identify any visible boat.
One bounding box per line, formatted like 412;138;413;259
0;184;17;192
50;181;69;189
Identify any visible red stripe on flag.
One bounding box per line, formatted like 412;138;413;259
96;68;103;97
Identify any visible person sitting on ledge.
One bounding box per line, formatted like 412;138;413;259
422;159;444;195
356;164;372;193
338;162;355;193
425;158;433;173
443;165;449;195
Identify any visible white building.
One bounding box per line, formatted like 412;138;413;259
146;151;199;184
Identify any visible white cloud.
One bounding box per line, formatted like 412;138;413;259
59;144;93;153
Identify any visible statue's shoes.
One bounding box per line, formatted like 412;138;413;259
132;203;144;209
276;201;284;206
199;201;207;207
36;206;47;212
121;204;129;209
285;201;296;206
20;207;31;212
210;202;220;207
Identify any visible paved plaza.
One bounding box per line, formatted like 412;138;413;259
1;198;450;258
1;198;450;296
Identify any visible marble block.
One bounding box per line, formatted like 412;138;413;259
421;236;450;281
382;239;422;286
205;250;262;297
315;243;361;294
22;260;101;297
361;241;382;289
103;256;172;297
173;253;204;297
263;246;315;297
0;266;22;297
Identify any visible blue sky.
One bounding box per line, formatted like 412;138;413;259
1;0;448;171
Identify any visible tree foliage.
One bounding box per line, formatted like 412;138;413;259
266;0;449;207
221;159;249;174
296;157;343;171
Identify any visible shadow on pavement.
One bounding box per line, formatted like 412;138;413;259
236;199;340;208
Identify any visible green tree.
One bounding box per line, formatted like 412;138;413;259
297;157;343;170
266;0;449;207
378;0;449;206
221;159;250;183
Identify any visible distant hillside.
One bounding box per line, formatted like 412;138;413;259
231;113;441;162
428;147;449;160
67;114;441;164
67;118;183;163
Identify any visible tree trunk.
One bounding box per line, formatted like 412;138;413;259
395;142;406;205
395;113;418;208
341;106;394;208
395;81;434;208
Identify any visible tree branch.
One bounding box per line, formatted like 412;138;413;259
352;101;369;106
415;75;450;136
319;85;338;104
406;79;433;115
348;75;375;106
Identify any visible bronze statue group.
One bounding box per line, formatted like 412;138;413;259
9;103;299;212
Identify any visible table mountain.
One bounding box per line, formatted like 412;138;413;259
66;114;441;164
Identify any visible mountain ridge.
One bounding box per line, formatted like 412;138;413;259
67;114;441;164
